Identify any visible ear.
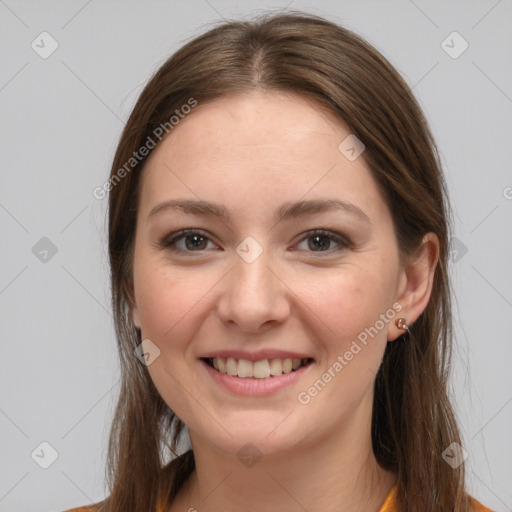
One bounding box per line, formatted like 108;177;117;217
388;233;439;341
124;278;140;329
132;305;141;329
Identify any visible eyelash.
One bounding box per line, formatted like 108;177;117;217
160;228;350;256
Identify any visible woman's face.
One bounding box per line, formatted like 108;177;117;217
132;91;407;458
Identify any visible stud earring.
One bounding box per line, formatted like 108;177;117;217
395;318;409;331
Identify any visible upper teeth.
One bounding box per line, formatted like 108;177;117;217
211;357;307;379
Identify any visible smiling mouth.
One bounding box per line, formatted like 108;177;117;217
202;357;314;379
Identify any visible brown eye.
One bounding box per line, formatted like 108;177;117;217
183;234;208;251
295;229;350;254
162;229;217;253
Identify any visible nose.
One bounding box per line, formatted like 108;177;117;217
216;245;291;333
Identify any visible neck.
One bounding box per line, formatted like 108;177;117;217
169;397;397;512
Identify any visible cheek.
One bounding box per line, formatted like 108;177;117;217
292;264;395;398
298;265;392;341
134;264;206;342
133;262;211;420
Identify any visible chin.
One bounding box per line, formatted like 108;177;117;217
187;409;314;461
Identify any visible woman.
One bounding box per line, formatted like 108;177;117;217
65;11;493;512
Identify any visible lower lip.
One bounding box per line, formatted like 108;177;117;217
200;359;313;396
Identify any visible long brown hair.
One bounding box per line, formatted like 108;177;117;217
99;11;473;511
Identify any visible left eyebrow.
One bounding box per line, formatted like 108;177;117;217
277;198;371;225
148;198;371;225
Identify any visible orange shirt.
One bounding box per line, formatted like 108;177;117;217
63;483;495;511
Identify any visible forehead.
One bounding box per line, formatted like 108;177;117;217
138;91;391;227
152;91;347;160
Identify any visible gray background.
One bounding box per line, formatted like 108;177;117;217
1;1;511;511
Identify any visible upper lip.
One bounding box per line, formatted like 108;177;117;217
199;349;314;362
